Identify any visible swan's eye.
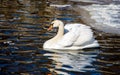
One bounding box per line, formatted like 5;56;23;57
51;23;54;26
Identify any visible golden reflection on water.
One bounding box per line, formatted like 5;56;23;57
0;0;120;75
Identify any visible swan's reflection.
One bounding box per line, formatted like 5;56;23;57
44;49;99;75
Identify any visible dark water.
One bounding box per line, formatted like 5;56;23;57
0;0;120;75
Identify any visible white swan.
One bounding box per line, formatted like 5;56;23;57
43;20;99;50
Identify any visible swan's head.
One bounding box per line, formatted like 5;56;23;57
47;20;63;31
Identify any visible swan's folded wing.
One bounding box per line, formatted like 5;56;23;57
64;24;75;32
57;26;80;47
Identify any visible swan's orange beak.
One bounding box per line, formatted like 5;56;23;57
47;24;53;31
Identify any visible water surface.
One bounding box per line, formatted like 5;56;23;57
0;0;120;75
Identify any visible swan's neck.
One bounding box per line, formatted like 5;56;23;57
44;22;64;48
51;22;64;42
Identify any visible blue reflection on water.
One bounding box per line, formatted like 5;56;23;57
43;48;101;75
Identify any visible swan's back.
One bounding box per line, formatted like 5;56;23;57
56;23;99;49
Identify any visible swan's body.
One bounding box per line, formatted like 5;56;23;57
43;20;99;50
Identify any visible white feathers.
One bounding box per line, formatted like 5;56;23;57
43;20;99;50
